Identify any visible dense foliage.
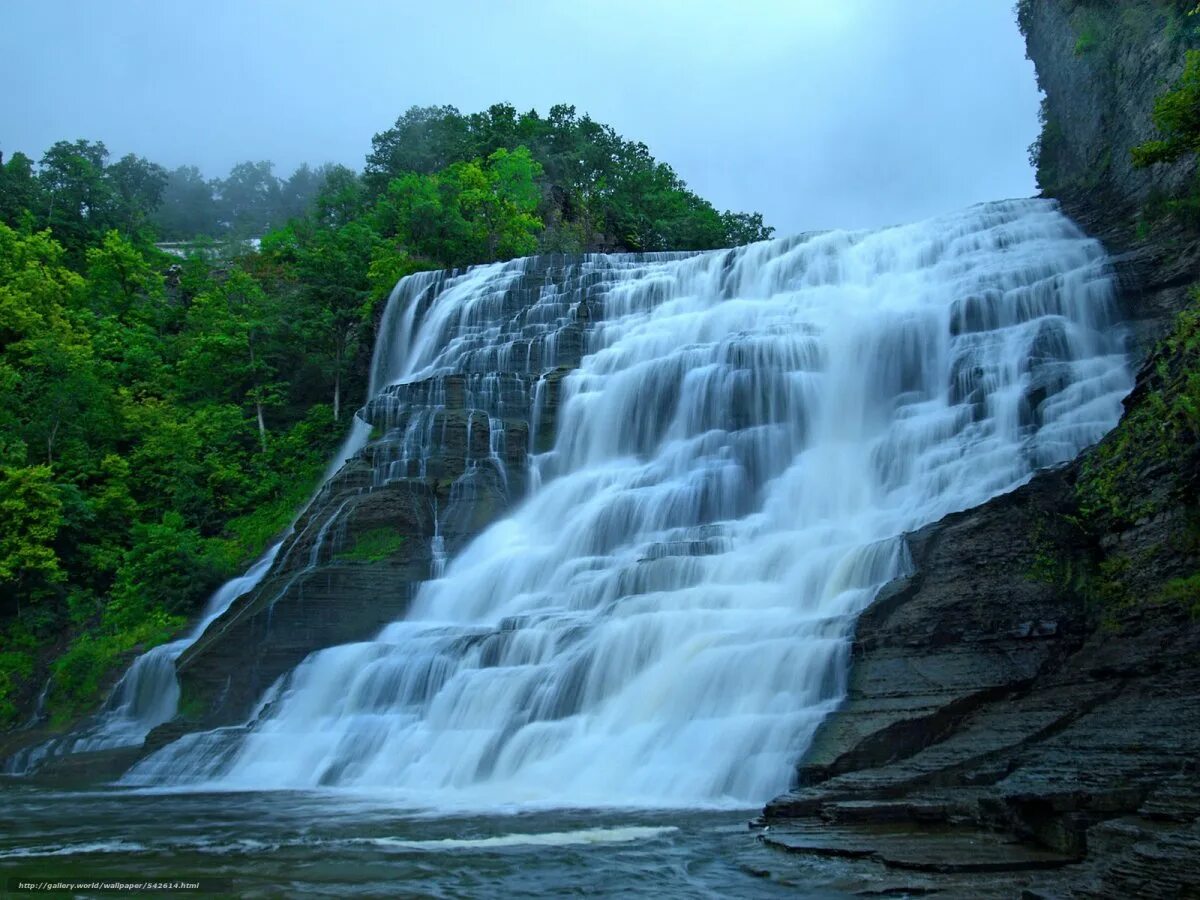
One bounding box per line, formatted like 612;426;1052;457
363;104;774;253
0;104;773;729
1132;49;1200;168
0;221;344;726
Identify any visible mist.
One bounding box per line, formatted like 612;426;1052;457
2;0;1040;235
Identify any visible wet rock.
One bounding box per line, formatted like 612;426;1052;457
762;459;1200;894
762;821;1078;873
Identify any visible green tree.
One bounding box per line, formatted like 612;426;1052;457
38;140;114;256
314;164;366;227
1132;49;1200;167
217;160;282;236
0;152;44;227
108;512;225;623
105;154;168;237
373;147;544;267
0;465;64;615
279;163;327;221
365;105;472;186
151;165;218;240
178;270;284;447
282;221;379;420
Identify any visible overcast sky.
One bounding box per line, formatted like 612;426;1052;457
2;1;1040;236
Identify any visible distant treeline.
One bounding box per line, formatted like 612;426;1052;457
0;103;774;730
1;102;773;258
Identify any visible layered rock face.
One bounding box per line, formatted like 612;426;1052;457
169;257;590;731
758;3;1200;894
1022;0;1200;350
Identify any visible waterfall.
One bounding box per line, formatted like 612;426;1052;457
124;199;1132;807
2;546;280;775
68;546;282;753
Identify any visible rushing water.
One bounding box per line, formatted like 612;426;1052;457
117;200;1131;809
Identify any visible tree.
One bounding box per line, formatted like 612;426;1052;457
286;222;378;420
314;164;365;227
365;105;473;188
0;152;44;228
721;211;775;246
470;146;544;259
373;146;545;267
178;270;284;447
0;223;107;470
151;165;219;240
105;154;167;236
279;163;327;221
107;511;225;622
86;230;167;323
216;160;281;236
0;465;64;614
1132;49;1200;168
38;140;114;255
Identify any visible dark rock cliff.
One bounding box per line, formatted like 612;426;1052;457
757;3;1200;895
1023;0;1200;352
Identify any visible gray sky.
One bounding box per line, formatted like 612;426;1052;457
2;1;1040;236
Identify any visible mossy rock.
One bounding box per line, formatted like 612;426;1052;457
334;528;407;563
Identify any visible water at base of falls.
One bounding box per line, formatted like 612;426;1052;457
124;200;1132;808
0;787;841;898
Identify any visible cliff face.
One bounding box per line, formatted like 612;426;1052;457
1021;1;1192;217
761;452;1200;894
1023;0;1200;350
758;3;1200;894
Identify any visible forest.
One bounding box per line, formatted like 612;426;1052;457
0;102;774;726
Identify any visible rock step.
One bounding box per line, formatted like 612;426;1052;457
761;822;1079;873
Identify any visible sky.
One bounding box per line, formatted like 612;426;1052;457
1;1;1041;237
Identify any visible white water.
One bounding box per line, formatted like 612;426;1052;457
126;200;1132;807
0;548;282;776
67;546;282;754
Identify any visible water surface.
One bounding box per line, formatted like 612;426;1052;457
0;787;861;897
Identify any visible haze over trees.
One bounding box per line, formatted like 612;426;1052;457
0;103;773;726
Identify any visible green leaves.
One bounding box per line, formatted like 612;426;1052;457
0;465;64;604
108;512;227;623
1132;49;1200;168
371;145;545;268
363;104;772;253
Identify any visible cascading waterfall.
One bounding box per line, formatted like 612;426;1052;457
2;546;280;775
70;546;281;753
125;200;1132;808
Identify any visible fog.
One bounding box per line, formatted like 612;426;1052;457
1;0;1040;235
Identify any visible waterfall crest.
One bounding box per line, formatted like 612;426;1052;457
125;200;1132;807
